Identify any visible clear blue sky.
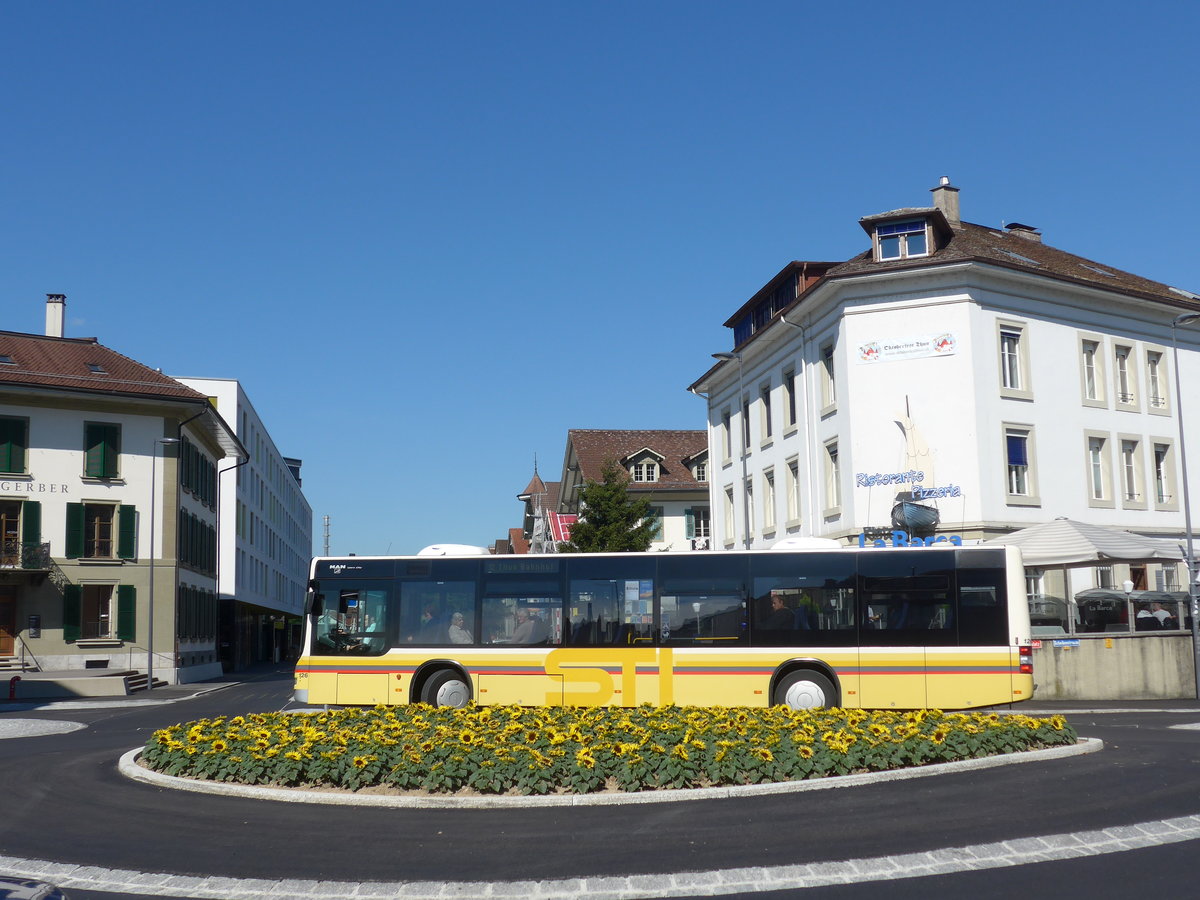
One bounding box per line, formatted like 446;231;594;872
3;2;1198;556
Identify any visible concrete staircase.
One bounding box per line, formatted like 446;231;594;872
124;670;170;693
0;656;37;673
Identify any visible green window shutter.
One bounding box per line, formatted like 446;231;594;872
117;504;137;559
0;418;27;473
63;584;82;642
65;503;84;558
21;500;41;543
84;423;120;478
117;585;136;641
685;508;695;539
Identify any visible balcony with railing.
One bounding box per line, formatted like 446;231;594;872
0;539;52;570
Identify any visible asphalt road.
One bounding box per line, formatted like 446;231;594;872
1;666;1198;899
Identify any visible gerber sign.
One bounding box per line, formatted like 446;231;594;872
858;333;957;364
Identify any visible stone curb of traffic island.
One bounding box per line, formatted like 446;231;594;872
118;737;1102;808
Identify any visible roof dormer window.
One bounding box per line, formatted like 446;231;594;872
632;461;658;483
876;219;929;261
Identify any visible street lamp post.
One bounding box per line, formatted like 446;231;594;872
1170;311;1200;699
147;437;180;692
713;352;751;549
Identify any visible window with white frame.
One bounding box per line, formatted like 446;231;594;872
693;461;707;483
1120;438;1144;505
1086;434;1110;503
820;343;836;412
631;461;658;483
1005;426;1037;500
786;458;800;524
690;507;711;540
1081;338;1103;403
999;326;1025;394
823;440;841;513
1096;566;1115;590
1115;344;1137;407
81;583;115;640
745;477;755;538
783;368;797;430
1025;571;1044;603
760;384;773;442
874;219;929;260
762;469;776;532
741;395;751;452
1146;351;1167;410
723;487;735;546
1153;442;1178;509
720;409;731;461
1156;564;1179;592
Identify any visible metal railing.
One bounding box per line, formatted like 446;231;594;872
0;539;51;570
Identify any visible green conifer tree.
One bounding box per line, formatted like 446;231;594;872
559;460;657;552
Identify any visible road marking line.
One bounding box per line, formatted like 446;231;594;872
2;814;1199;897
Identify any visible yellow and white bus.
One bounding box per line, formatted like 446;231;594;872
294;544;1033;710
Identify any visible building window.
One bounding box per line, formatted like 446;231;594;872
762;469;776;532
631;461;658;483
86;505;116;558
875;219;929;260
759;384;773;442
84;422;121;479
1146;351;1168;410
647;506;663;541
1096;566;1115;590
1005;426;1038;503
1086;434;1110;503
1121;438;1144;506
81;584;115;639
783;368;797;430
741;396;751;452
693;461;707;483
66;502;136;560
720;409;731;461
723;488;735;547
1000;329;1022;391
786;458;800;524
687;507;711;541
820;344;836;413
0;417;28;474
1108;343;1137;408
1080;338;1105;405
745;478;755;539
1153;442;1178;509
823;440;841;513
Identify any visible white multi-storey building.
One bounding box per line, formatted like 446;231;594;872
689;179;1199;601
173;378;313;667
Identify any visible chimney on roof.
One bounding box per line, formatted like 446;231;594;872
1004;222;1043;243
45;294;65;337
930;176;960;224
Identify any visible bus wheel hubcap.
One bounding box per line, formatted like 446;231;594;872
436;680;469;707
784;680;825;709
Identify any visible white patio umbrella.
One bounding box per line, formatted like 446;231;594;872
986;517;1185;567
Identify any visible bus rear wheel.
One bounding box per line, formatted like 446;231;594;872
774;670;837;710
421;669;471;708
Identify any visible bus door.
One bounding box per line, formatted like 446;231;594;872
657;554;747;707
309;581;393;705
857;551;956;709
477;559;565;706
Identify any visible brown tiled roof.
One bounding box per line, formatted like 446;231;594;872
829;219;1200;308
567;429;708;492
0;331;207;401
508;527;530;555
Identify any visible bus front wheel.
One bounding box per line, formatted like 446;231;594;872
774;670;837;710
421;669;471;708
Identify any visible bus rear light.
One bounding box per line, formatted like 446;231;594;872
1018;644;1033;675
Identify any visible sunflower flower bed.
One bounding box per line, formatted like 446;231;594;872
141;705;1077;795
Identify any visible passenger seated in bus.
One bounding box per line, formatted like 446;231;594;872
763;593;795;629
511;607;538;643
448;611;472;644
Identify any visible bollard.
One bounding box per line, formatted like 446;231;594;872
8;675;20;700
